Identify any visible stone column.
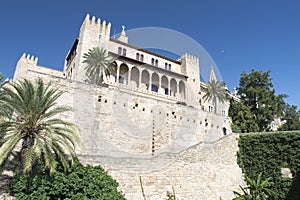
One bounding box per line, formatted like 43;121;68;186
128;68;131;86
158;74;162;91
176;79;180;97
138;69;142;88
116;65;120;83
168;77;171;95
148;72;153;91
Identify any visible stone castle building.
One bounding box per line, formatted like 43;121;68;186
13;14;243;199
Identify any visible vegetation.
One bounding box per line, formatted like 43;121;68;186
166;186;178;200
233;173;275;200
83;47;116;85
278;104;300;131
203;79;227;113
229;99;259;133
237;132;300;199
9;159;126;200
0;79;80;174
229;69;298;132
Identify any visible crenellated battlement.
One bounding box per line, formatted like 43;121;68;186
83;13;111;37
21;53;38;65
180;53;199;64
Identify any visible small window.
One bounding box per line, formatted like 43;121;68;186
118;47;122;55
140;54;144;62
165;63;168;70
151;58;155;65
155;59;158;67
136;53;140;60
123;48;126;56
168;64;171;71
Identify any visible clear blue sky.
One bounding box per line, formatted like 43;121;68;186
0;0;299;108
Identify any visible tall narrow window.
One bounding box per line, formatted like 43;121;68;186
151;58;155;65
136;53;140;60
168;64;171;71
118;47;122;55
123;48;126;56
140;54;144;62
155;59;158;67
165;63;168;70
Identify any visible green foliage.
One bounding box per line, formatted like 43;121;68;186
9;160;126;200
0;79;80;174
203;80;227;113
166;186;178;200
139;176;147;200
233;173;276;200
83;47;116;85
237;132;300;199
229;99;259;133
278;104;300;131
236;69;287;132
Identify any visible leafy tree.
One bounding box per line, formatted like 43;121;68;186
229;99;259;133
9;159;126;200
238;70;286;131
83;47;116;85
0;79;80;174
233;173;276;200
203;80;227;113
278;104;300;131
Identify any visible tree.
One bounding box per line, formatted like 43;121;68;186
238;70;286;131
233;173;276;200
9;159;126;200
203;80;227;113
229;99;259;133
83;47;116;85
0;79;80;174
278;104;300;131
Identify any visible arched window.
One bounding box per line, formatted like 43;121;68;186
168;64;171;71
122;48;126;56
118;47;122;55
155;59;158;67
151;58;155;65
165;63;168;70
140;54;144;62
136;53;140;60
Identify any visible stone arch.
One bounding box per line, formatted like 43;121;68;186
179;81;186;99
119;63;129;85
130;66;139;88
161;75;169;95
151;73;159;92
141;70;150;90
170;78;177;97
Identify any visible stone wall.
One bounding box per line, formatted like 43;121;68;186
13;62;243;199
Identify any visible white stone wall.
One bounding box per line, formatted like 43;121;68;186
13;58;243;199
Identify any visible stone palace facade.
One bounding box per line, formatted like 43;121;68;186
13;14;243;200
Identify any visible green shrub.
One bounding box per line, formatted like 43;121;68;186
238;132;300;200
9;160;126;200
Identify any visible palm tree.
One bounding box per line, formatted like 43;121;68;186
233;173;275;200
0;79;80;174
83;47;116;85
203;80;227;113
0;73;5;88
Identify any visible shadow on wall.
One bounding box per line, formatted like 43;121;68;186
286;170;300;200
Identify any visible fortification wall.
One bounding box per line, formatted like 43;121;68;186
13;65;242;199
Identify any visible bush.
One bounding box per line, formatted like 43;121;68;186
238;132;300;200
9;160;126;200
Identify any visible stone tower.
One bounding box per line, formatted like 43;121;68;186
64;14;111;82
